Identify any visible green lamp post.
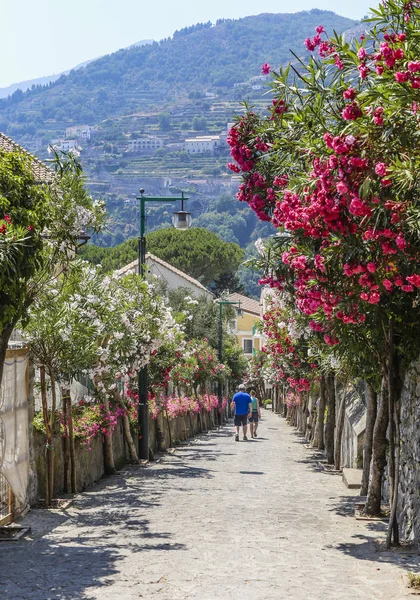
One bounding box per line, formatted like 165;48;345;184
217;299;242;424
137;189;191;460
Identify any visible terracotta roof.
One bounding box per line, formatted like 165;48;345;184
227;292;261;316
0;132;54;183
115;253;214;296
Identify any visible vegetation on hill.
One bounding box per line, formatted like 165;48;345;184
0;10;357;136
0;10;358;298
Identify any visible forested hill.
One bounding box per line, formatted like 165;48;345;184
0;10;357;131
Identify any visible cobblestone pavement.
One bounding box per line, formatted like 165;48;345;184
1;410;418;600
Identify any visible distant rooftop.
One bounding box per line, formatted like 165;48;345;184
116;252;214;296
227;292;261;316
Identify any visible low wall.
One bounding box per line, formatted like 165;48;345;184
34;409;219;501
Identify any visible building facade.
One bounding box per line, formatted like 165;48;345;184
184;135;221;154
227;292;261;357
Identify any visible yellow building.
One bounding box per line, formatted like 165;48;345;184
227;293;261;357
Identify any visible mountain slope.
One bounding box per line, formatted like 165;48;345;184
0;11;357;135
0;40;155;100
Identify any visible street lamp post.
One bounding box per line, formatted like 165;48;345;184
137;189;191;460
217;300;241;425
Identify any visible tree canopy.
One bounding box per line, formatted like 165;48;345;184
81;227;244;290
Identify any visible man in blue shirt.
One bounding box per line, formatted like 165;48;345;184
231;384;253;442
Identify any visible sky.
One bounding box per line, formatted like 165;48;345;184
2;0;374;88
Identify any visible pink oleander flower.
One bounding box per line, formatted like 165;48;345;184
341;103;362;121
396;234;407;250
335;55;344;70
261;63;271;74
406;274;420;287
336;181;348;195
227;162;240;173
408;61;420;72
395;71;410;83
343;87;357;100
375;162;387;177
373;106;384;125
305;38;316;51
381;178;392;188
368;292;381;304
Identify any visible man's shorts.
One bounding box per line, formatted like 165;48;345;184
249;411;259;423
234;414;248;427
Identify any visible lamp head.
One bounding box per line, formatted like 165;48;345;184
172;210;192;230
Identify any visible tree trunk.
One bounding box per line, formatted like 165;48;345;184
317;376;327;451
102;395;116;475
48;368;57;505
40;365;52;506
112;391;139;463
62;393;70;494
364;379;389;516
334;380;346;471
360;383;378;496
62;388;76;494
165;407;173;447
325;374;336;465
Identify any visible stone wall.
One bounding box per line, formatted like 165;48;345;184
33;409;219;502
398;359;420;541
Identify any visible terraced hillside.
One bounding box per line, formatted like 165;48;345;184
0;10;359;260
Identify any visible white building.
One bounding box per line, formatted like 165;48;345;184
128;137;164;152
65;126;92;141
116;253;214;300
184;135;221;155
52;139;81;153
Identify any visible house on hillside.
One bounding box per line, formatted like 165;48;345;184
227;292;261;357
51;139;81;154
115;253;214;300
128;136;164;153
184;135;221;155
66;125;92;141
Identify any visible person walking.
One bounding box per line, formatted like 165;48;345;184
248;389;261;438
231;384;252;442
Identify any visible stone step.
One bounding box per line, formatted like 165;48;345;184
342;468;362;489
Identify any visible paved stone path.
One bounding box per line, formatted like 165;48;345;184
1;410;417;599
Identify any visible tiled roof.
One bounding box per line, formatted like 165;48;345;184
227;292;261;316
115;253;214;296
0;132;54;183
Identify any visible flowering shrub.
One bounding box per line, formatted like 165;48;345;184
33;398;133;450
170;339;230;393
230;0;420;532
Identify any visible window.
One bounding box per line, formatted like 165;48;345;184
243;339;253;354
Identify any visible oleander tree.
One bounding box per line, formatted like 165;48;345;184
228;0;420;544
0;150;105;391
24;261;183;500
